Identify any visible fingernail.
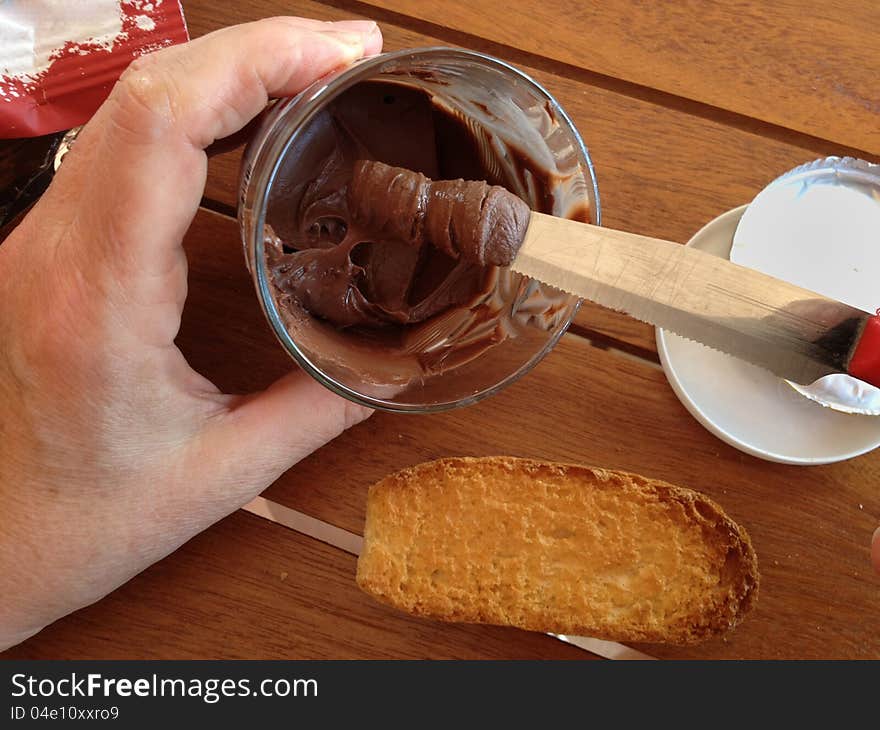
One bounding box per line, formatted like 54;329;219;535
318;29;366;52
328;20;378;35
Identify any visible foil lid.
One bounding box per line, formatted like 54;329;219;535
732;156;880;415
0;0;189;139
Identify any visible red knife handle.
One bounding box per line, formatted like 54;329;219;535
848;314;880;387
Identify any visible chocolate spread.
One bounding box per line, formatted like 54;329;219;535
264;80;586;392
348;160;530;267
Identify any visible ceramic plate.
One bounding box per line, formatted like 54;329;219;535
656;206;880;464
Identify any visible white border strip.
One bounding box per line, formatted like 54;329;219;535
553;635;654;660
243;496;364;556
241;496;656;661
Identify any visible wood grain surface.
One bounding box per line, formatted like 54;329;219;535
5;0;880;660
360;0;880;154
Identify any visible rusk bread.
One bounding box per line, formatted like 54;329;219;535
356;457;759;645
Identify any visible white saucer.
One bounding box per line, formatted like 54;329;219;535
656;206;880;465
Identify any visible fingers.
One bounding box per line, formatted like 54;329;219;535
55;17;382;286
198;370;372;504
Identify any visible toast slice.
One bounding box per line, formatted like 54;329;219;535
356;457;758;645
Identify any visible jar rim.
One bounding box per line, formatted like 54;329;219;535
241;47;601;413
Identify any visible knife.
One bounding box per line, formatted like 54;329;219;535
349;160;880;390
510;212;880;388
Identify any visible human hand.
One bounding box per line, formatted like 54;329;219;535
0;17;382;649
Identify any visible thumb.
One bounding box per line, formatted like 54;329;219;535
198;370;372;502
55;17;383;290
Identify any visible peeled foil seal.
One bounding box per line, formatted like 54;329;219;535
0;0;188;139
732;156;880;415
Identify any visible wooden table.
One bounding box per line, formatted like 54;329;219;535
5;0;880;660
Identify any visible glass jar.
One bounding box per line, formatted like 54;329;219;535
239;47;600;412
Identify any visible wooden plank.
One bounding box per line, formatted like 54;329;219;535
2;511;589;659
360;0;880;154
177;208;880;659
192;0;845;354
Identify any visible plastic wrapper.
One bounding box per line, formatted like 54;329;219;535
1;0;188;139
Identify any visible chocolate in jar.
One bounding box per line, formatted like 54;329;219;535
264;79;589;395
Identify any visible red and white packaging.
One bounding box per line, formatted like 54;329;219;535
1;0;189;139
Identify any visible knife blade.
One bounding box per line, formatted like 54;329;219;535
510;213;875;387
